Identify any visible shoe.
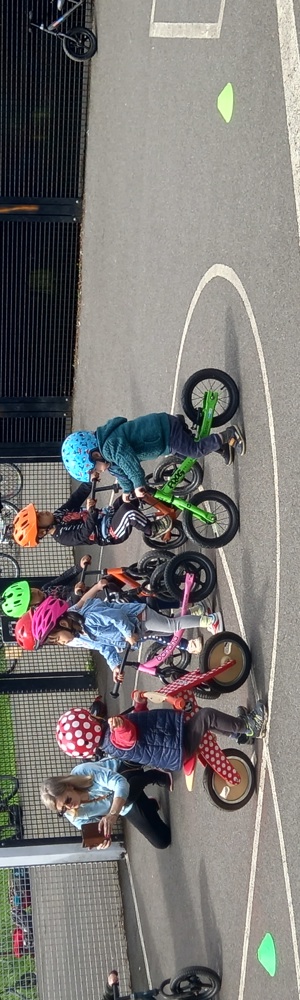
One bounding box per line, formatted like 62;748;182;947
243;700;268;739
150;514;173;538
236;706;254;745
206;612;223;635
221;425;246;457
217;443;234;466
189;602;205;616
187;636;203;655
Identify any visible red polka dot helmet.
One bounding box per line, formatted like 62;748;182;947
56;708;104;758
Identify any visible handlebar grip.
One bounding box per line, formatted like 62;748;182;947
90;480;97;501
110;643;131;699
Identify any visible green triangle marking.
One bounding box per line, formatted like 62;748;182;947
217;83;234;123
257;933;277;977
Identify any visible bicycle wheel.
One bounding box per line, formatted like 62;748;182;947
0;464;23;500
153;456;203;497
164;551;216;602
182;491;239;548
145;643;191;683
203;632;251;694
0;775;19;807
0;553;20;578
137;550;173;577
144;520;187;551
181;369;239;427
62;26;97;61
203;749;255;811
149;563;175;601
170;965;221;999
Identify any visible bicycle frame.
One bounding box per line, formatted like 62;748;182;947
148;390;219;524
33;0;85;32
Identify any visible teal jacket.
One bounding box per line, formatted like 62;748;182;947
96;414;171;493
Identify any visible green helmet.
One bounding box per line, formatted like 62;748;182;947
1;581;31;618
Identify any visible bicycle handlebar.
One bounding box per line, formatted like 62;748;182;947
110;643;131;699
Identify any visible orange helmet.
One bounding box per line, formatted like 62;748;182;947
12;504;39;548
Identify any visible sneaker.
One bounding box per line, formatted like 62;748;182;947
217;443;234;466
206;612;223;635
189;602;205;616
187;636;203;655
150;514;173;538
243;700;268;739
236;706;254;745
221;425;246;457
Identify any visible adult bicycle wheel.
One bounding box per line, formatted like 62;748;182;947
181;368;239;427
153;456;203;497
0;464;23;499
0;775;19;806
0;554;20;578
144;520;187;551
170;965;221;999
203;632;251;694
182;490;239;548
164;551;216;602
203;749;255;811
62;26;97;61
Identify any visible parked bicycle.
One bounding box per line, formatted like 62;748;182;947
0;463;22;578
110;964;221;1000
29;0;97;63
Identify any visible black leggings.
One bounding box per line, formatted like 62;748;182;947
182;707;246;759
108;500;150;543
118;765;171;849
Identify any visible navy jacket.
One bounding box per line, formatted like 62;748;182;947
100;708;184;771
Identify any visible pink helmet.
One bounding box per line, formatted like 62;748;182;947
32;596;69;646
56;708;104;758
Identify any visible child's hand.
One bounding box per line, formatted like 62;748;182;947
128;633;139;646
122;492;131;503
135;487;146;498
80;555;91;568
132;689;146;706
74;582;86;596
90;470;100;482
112;667;124;684
86;498;96;510
108;716;123;730
107;973;119;987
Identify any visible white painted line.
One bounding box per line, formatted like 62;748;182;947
171;264;298;998
149;0;226;38
125;855;153;988
276;0;300;244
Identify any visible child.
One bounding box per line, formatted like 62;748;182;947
29;582;224;681
55;695;268;774
0;556;91;618
12;486;172;549
61;414;245;495
40;758;172;850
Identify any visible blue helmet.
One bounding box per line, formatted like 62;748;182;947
61;431;98;482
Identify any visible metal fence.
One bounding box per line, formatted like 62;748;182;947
0;863;131;1000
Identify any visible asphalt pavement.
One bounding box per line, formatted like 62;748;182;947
72;2;300;998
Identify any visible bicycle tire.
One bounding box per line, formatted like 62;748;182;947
0;464;23;500
137;550;173;577
153;456;203;497
203;749;256;811
144;520;187;551
164;551;216;602
182;490;239;549
0;775;19;808
181;368;239;427
149;563;176;601
203;632;251;694
170;965;221;999
145;642;191;681
62;26;97;61
0;554;20;578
